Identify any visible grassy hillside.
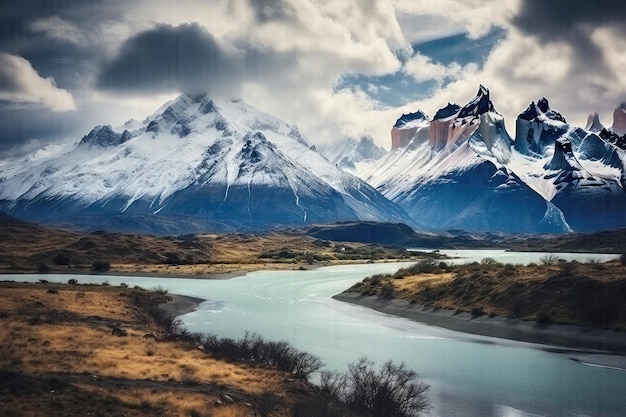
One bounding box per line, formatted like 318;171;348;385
0;214;423;276
346;257;626;330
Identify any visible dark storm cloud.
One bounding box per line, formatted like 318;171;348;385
97;23;245;97
513;0;626;80
0;0;124;50
513;0;626;38
0;1;125;90
0;107;81;156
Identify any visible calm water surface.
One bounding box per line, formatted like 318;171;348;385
5;250;625;417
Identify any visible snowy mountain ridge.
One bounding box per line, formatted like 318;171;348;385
0;94;412;234
355;86;626;233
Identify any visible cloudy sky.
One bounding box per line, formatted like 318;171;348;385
0;0;625;157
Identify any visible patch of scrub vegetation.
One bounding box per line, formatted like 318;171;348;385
0;280;431;417
347;257;626;330
258;243;420;264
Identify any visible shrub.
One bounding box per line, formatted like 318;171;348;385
153;286;168;295
162;252;181;265
380;282;395;299
536;310;552;324
415;258;437;273
179;365;199;385
321;358;429;417
496;264;516;278
52;253;71;266
470;307;485;317
480;257;499;266
91;260;110;272
558;262;577;276
540;254;560;266
200;332;323;379
370;274;384;286
67;278;78;285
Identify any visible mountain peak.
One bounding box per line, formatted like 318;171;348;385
612;101;626;136
585;112;604;132
537;97;550;113
518;97;566;124
78;125;131;148
393;110;428;128
457;85;495;118
518;101;541;121
544;137;580;171
391;110;430;149
433;102;461;120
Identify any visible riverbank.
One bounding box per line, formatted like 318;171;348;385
159;293;206;316
334;292;626;357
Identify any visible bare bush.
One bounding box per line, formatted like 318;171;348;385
480;257;499;266
540;254;561;266
321;358;429;417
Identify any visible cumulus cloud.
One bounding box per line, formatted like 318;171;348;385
97;23;245;97
228;0;407;76
403;54;475;83
0;53;76;111
392;0;518;39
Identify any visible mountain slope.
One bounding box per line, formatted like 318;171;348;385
542;138;626;232
0;94;412;234
320;135;386;173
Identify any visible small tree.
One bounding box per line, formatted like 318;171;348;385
321;358;429;417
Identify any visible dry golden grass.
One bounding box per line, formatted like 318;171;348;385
111;261;311;276
0;282;320;417
390;273;455;297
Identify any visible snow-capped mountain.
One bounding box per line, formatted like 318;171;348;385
514;97;568;156
361;86;567;233
360;86;626;233
320;135;386;173
0;94;412;234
